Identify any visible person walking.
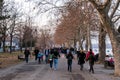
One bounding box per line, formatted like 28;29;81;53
44;48;50;64
37;50;43;64
86;49;95;73
77;51;80;65
48;49;54;69
66;52;74;72
24;48;31;63
53;48;60;70
34;47;39;61
78;50;86;70
67;48;70;54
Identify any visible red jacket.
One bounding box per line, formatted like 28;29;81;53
86;51;94;60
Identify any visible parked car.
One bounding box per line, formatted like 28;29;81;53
104;55;114;68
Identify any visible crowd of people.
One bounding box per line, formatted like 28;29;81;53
24;47;97;74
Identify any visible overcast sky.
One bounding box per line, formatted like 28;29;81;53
4;0;66;30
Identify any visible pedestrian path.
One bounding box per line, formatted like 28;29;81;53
84;62;120;80
62;54;120;80
0;54;120;80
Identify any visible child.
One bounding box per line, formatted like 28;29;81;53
37;50;43;64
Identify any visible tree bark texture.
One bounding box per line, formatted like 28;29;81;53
89;0;120;76
99;23;106;63
10;34;13;53
99;11;120;76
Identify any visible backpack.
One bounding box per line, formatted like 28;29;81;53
49;54;53;59
37;52;43;58
88;54;95;62
67;55;73;60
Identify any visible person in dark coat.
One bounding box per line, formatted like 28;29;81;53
24;48;31;63
77;51;80;64
86;49;95;73
53;49;60;70
48;49;54;69
66;52;74;72
34;47;39;61
78;50;86;70
44;48;50;64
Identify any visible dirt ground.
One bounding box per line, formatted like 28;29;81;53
0;52;25;68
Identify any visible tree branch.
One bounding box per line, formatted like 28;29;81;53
104;0;112;14
113;16;120;23
89;0;98;9
110;0;120;19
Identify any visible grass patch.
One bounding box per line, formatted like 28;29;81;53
0;51;24;68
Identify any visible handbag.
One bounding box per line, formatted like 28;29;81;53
49;59;52;61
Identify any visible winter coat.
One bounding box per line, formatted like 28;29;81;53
66;54;74;60
53;51;60;59
78;52;86;64
24;50;30;57
86;51;94;61
34;49;39;56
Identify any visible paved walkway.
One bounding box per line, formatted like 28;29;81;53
0;54;120;80
85;63;120;80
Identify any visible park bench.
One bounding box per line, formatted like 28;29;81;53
18;54;25;60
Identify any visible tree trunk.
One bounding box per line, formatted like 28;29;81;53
85;36;88;51
99;11;120;76
20;41;22;52
19;37;23;52
0;0;3;15
89;1;120;76
87;26;92;50
30;37;33;50
111;39;120;76
25;40;27;48
0;41;1;48
3;29;6;52
74;38;77;53
3;36;5;52
10;34;12;53
78;40;83;50
118;26;120;33
99;23;106;63
78;27;84;50
80;43;83;50
85;26;92;51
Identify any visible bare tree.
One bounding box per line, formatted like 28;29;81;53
88;0;120;76
36;28;52;49
15;22;25;52
0;0;10;52
118;26;120;33
99;23;106;63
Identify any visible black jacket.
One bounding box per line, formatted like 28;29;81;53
24;50;30;57
78;52;86;64
53;51;60;59
66;54;74;60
